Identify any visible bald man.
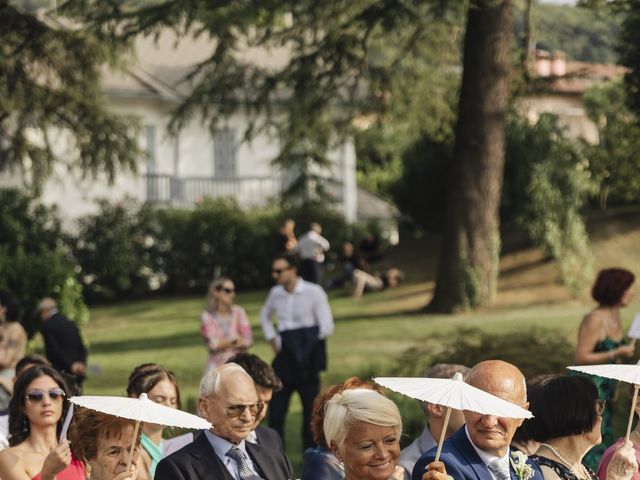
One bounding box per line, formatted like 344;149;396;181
38;297;87;391
412;360;543;480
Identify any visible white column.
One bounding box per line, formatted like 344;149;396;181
341;139;358;223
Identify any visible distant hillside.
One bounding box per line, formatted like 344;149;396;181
515;3;621;63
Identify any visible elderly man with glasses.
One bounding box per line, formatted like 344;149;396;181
261;252;334;451
156;363;295;480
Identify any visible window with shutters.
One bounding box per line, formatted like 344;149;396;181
213;128;236;178
145;125;157;173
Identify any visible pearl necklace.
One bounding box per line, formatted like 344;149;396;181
539;443;590;480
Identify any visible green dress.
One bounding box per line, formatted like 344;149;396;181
582;336;622;471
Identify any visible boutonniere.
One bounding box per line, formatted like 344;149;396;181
510;450;535;480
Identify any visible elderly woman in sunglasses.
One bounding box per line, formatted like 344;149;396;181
201;277;253;376
0;365;85;480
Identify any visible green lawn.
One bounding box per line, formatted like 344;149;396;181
30;209;640;471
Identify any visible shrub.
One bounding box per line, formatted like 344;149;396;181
68;197;369;300
393;326;573;380
390;136;451;233
158;198;276;292
503;113;595;295
391;326;574;443
0;188;62;255
68;199;166;301
0;189;88;337
0;248;88;337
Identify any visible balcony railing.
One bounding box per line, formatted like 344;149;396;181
145;174;343;208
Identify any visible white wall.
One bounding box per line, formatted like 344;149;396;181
2;94;360;223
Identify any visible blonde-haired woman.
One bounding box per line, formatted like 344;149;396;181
200;277;253;376
325;388;456;480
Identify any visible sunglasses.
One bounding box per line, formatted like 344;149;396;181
272;267;291;275
26;388;66;404
215;286;235;294
225;402;264;418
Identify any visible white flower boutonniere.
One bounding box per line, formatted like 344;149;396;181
510;450;535;480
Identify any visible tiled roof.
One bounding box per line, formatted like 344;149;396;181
532;62;627;95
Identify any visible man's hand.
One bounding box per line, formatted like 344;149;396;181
422;461;451;480
70;362;86;375
269;338;279;354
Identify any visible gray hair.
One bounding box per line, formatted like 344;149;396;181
323;388;402;453
199;363;252;397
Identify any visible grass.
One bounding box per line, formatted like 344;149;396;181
30;209;640;472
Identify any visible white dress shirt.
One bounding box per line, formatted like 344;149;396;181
260;278;334;345
465;426;510;480
204;430;263;480
295;231;330;262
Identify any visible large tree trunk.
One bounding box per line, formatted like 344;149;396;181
428;0;512;313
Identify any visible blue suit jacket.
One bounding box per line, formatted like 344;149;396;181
411;427;543;480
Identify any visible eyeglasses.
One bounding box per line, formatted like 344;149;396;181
26;388;66;404
272;267;291;275
596;399;607;416
215;286;235;294
225;402;264;418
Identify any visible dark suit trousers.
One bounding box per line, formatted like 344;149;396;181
268;376;319;451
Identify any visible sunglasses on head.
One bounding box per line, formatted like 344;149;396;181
215;286;235;294
225;402;264;418
26;388;66;404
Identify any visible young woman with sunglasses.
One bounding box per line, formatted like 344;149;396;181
0;365;85;480
200;277;253;376
126;363;181;480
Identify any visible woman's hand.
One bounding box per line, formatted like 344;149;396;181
616;344;635;360
113;464;139;480
606;440;638;480
40;441;72;480
423;461;450;480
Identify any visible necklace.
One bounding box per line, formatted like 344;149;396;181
539;443;590;480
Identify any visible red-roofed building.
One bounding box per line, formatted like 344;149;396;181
518;50;626;143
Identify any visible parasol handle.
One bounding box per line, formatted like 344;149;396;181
126;420;141;473
434;406;452;463
625;385;640;442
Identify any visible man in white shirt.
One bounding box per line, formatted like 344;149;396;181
294;222;330;284
260;252;334;450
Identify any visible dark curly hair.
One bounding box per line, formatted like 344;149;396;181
591;268;635;306
126;363;181;409
227;353;283;392
9;365;71;446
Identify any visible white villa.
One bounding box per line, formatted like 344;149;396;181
2;28;398;234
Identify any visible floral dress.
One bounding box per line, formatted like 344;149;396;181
200;305;253;375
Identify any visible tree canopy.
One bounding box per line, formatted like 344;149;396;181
0;1;141;190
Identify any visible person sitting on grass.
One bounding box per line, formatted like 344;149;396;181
351;268;405;298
